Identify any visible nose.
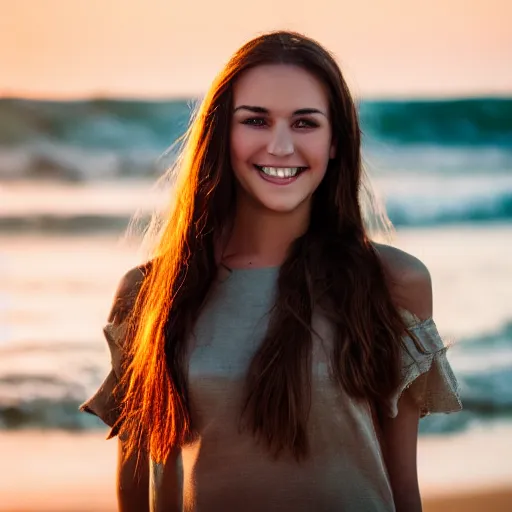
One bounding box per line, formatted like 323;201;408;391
267;121;294;157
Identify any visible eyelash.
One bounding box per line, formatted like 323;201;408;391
241;118;319;129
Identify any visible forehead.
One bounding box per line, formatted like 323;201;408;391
233;64;329;113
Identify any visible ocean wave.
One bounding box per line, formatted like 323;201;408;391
0;373;102;431
2;396;509;434
386;189;512;226
0;399;98;430
2;97;511;149
1;97;511;182
2;184;512;233
419;321;512;435
419;369;512;435
0;145;167;182
0;320;511;434
0;98;191;149
0;213;137;234
2;144;512;183
359;97;512;147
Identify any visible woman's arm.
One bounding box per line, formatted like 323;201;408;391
374;242;434;511
381;391;422;512
117;439;182;512
109;267;151;511
117;439;150;512
110;266;181;511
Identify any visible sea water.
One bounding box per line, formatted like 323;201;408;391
1;97;511;435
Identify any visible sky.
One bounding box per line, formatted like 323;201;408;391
1;0;511;99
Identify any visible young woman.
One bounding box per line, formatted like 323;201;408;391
81;31;462;512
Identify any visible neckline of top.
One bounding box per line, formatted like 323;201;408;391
220;262;281;273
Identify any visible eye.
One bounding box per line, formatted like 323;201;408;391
241;117;267;127
294;118;319;129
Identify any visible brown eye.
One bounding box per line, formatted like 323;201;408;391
241;118;267;127
294;119;319;129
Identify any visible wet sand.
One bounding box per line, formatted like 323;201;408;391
0;427;510;511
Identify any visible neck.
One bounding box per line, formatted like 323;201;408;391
221;194;310;269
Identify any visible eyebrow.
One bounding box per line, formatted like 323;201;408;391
233;105;327;117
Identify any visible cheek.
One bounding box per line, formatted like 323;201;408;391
230;127;256;165
303;134;332;167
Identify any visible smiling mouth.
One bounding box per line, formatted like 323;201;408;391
253;165;309;178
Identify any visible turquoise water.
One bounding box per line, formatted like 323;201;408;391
0;97;511;435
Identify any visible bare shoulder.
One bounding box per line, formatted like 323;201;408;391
372;242;433;320
371;242;429;281
108;263;151;324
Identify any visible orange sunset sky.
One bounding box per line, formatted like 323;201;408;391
1;0;511;99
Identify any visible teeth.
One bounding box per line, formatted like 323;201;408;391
260;167;301;178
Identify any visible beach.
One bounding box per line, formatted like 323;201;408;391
0;427;511;511
1;97;511;511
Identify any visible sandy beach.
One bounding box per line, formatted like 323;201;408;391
0;426;510;511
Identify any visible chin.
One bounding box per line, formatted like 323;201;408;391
257;198;307;214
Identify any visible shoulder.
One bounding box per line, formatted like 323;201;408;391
108;263;151;324
371;242;433;320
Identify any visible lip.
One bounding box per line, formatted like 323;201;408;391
253;164;308;186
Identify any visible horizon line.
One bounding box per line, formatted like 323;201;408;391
1;90;511;103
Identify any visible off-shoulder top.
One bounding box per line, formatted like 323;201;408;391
80;266;462;512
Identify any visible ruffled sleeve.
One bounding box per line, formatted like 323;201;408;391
79;321;128;438
386;309;463;418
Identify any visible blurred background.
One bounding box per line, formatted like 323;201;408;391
0;1;511;510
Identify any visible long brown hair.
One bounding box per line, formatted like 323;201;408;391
117;31;413;464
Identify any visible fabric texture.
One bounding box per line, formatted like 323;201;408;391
79;322;128;438
80;266;462;512
387;310;462;419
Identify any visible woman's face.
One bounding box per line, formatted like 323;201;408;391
230;64;335;214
